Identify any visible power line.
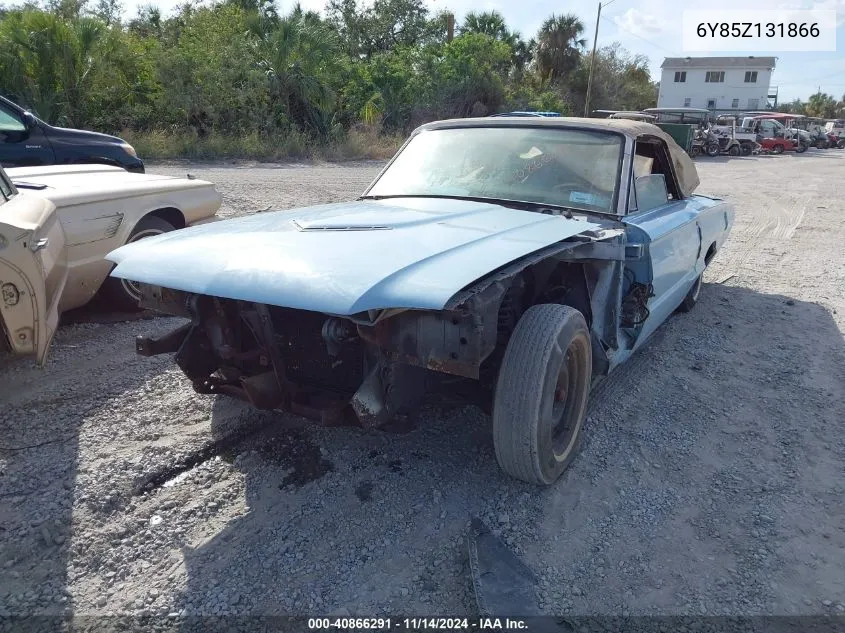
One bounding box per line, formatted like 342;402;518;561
598;14;677;56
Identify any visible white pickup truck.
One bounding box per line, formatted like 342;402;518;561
0;164;221;364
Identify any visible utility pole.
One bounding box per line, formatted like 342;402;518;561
446;13;455;42
584;0;618;117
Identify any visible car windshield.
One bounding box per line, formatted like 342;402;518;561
365;126;624;214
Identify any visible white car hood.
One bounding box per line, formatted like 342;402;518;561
6;165;215;206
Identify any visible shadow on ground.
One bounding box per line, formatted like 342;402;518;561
159;282;845;618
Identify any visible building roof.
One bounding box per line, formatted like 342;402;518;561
661;56;776;69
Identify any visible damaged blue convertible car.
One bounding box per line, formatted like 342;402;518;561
106;118;734;485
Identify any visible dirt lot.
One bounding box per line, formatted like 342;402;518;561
2;152;844;619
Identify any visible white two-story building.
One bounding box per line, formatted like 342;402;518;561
657;56;778;112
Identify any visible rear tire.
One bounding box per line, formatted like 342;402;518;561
492;304;592;485
728;145;741;156
706;143;720;157
102;215;176;311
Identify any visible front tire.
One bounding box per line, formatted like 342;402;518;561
706;143;720;157
728;144;741;156
102;215;176;311
677;274;702;313
492;304;592;485
772;144;784;154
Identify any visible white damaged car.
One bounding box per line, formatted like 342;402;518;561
0;164;221;364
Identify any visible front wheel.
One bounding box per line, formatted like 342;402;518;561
706;143;720;157
838;140;845;149
677;274;702;313
728;144;741;156
772;144;785;154
101;215;177;311
492;304;593;485
796;143;807;153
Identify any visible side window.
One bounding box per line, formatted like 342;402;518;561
628;139;680;214
635;174;669;212
0;104;26;133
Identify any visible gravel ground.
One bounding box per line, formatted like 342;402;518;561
1;152;844;619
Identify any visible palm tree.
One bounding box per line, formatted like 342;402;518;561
459;11;508;40
805;91;837;118
250;6;341;135
459;11;533;73
535;13;586;82
0;10;107;125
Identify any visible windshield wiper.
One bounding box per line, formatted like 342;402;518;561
359;194;578;218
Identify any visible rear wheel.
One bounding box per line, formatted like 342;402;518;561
728;144;741;156
741;143;752;156
706;143;720;157
492;304;592;485
102;215;176;311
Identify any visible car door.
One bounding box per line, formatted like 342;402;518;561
0;168;68;365
622;139;702;350
0;101;55;168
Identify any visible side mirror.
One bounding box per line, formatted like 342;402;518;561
21;111;37;130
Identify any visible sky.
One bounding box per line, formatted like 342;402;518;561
117;0;845;103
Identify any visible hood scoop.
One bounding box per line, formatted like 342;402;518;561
291;219;390;232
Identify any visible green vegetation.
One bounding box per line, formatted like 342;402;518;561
782;93;845;119
0;0;659;160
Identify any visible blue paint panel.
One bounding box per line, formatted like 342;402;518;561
106;197;603;315
623;194;733;350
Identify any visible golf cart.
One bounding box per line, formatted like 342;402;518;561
712;115;760;156
741;115;808;153
643;107;713;157
796;116;832;149
825;120;845;148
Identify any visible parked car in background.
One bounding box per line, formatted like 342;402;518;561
0;95;144;173
1;164;221;364
107;117;734;486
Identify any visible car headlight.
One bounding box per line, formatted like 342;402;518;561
120;143;137;158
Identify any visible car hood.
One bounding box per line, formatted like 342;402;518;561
47;124;126;145
6;165;216;206
106;197;603;315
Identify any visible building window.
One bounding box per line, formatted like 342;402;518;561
744;71;758;83
674;71;686;83
748;98;759;109
684;97;691;107
705;71;725;83
732;98;739;108
707;98;717;109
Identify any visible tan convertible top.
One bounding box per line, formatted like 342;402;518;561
419;116;701;198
